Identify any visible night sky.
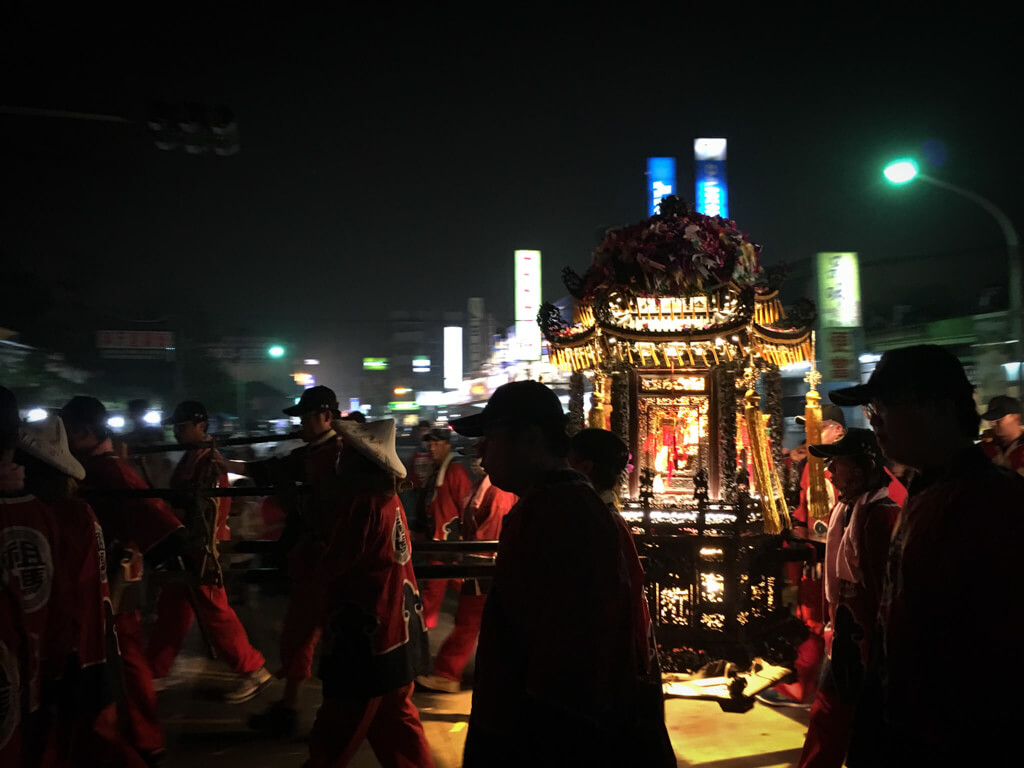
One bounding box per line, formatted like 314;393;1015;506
3;12;1021;349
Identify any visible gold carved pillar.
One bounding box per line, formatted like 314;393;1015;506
588;373;613;430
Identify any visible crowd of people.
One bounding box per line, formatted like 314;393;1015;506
3;342;1024;766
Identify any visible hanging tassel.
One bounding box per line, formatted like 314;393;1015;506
803;332;831;520
743;388;789;534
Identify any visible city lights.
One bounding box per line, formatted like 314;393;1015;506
107;416;126;429
303;358;320;365
883;159;919;184
27;408;48;422
268;345;285;358
143;411;162;425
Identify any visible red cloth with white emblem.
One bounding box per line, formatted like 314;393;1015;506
427;457;471;542
1;493;111;765
318;488;429;699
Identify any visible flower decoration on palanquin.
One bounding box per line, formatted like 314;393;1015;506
563;196;763;300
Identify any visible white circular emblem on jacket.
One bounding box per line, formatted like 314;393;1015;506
1;525;54;613
392;508;411;565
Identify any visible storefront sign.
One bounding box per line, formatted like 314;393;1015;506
515;250;542;361
694;139;728;218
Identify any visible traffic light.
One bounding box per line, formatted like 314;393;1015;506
146;102;240;156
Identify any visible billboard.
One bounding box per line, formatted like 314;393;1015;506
444;326;463;389
694;138;728;218
817;252;862;381
514;249;542;361
362;357;388;370
97;330;175;360
646;157;676;216
817;252;862;328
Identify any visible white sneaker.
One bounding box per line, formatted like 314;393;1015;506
224;666;273;704
415;673;461;693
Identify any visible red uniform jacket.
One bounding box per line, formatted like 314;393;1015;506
1;493;109;765
317;490;429;699
426;455;471;542
462;476;516;542
471;470;662;740
981;434;1024;476
80;443;183;558
876;447;1024;756
170;445;231;540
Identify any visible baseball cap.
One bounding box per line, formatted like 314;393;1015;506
283;385;340;417
829;345;973;407
795;403;846;427
980;395;1022;421
164;400;208;426
422;427;451;443
61;396;109;437
451;380;566;438
808;427;883;465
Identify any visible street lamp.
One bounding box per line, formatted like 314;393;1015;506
268;345;285;358
883;159;1022;394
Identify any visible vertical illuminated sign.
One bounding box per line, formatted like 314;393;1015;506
514;249;542;361
444;326;463;389
646;157;676;216
817;252;862;381
694;138;728;218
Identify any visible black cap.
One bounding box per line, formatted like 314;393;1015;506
283;385;339;417
451;380;566;438
830;344;973;407
423;427;451;443
164;400;208;426
569;428;629;475
796;403;846;427
981;395;1022;421
341;411;366;424
808;427;882;464
61;396;109;437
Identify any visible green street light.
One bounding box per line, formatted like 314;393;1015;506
883;158;919;184
268;345;285;358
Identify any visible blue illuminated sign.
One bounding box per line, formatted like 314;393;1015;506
646;157;676;216
694;138;728;219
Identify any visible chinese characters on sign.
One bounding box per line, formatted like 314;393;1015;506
694;139;728;219
640;376;707;393
646;157;676;216
816;252;862;381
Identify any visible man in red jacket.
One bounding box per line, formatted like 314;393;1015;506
62;396;187;767
418;428;472;630
796;429;901;768
980;395;1024;476
145;400;270;703
417;444;516;693
304;417;433;767
454;381;675;767
231;386;344;736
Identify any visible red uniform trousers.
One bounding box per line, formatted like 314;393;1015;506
797;681;855;768
432;593;487;682
147;583;265;678
776;575;826;704
303;684;434;768
420;578;461;630
113;610;165;757
279;578;327;682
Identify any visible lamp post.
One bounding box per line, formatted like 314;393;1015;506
883;159;1023;393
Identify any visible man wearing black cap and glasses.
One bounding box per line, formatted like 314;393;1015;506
453;381;675;767
827;345;1024;766
225;386;343;736
145;401;271;704
795;429;900;768
979;395;1024;476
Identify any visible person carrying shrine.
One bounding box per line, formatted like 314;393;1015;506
453;381;675;767
416;442;516;694
832;345;1024;766
145;400;270;703
795;428;901;768
979;395;1024;475
61;395;189;767
418;427;471;630
303;417;434;767
225;386;343;737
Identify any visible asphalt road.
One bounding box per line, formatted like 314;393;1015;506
152;586;810;767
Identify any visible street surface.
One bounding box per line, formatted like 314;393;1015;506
154;589;810;767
